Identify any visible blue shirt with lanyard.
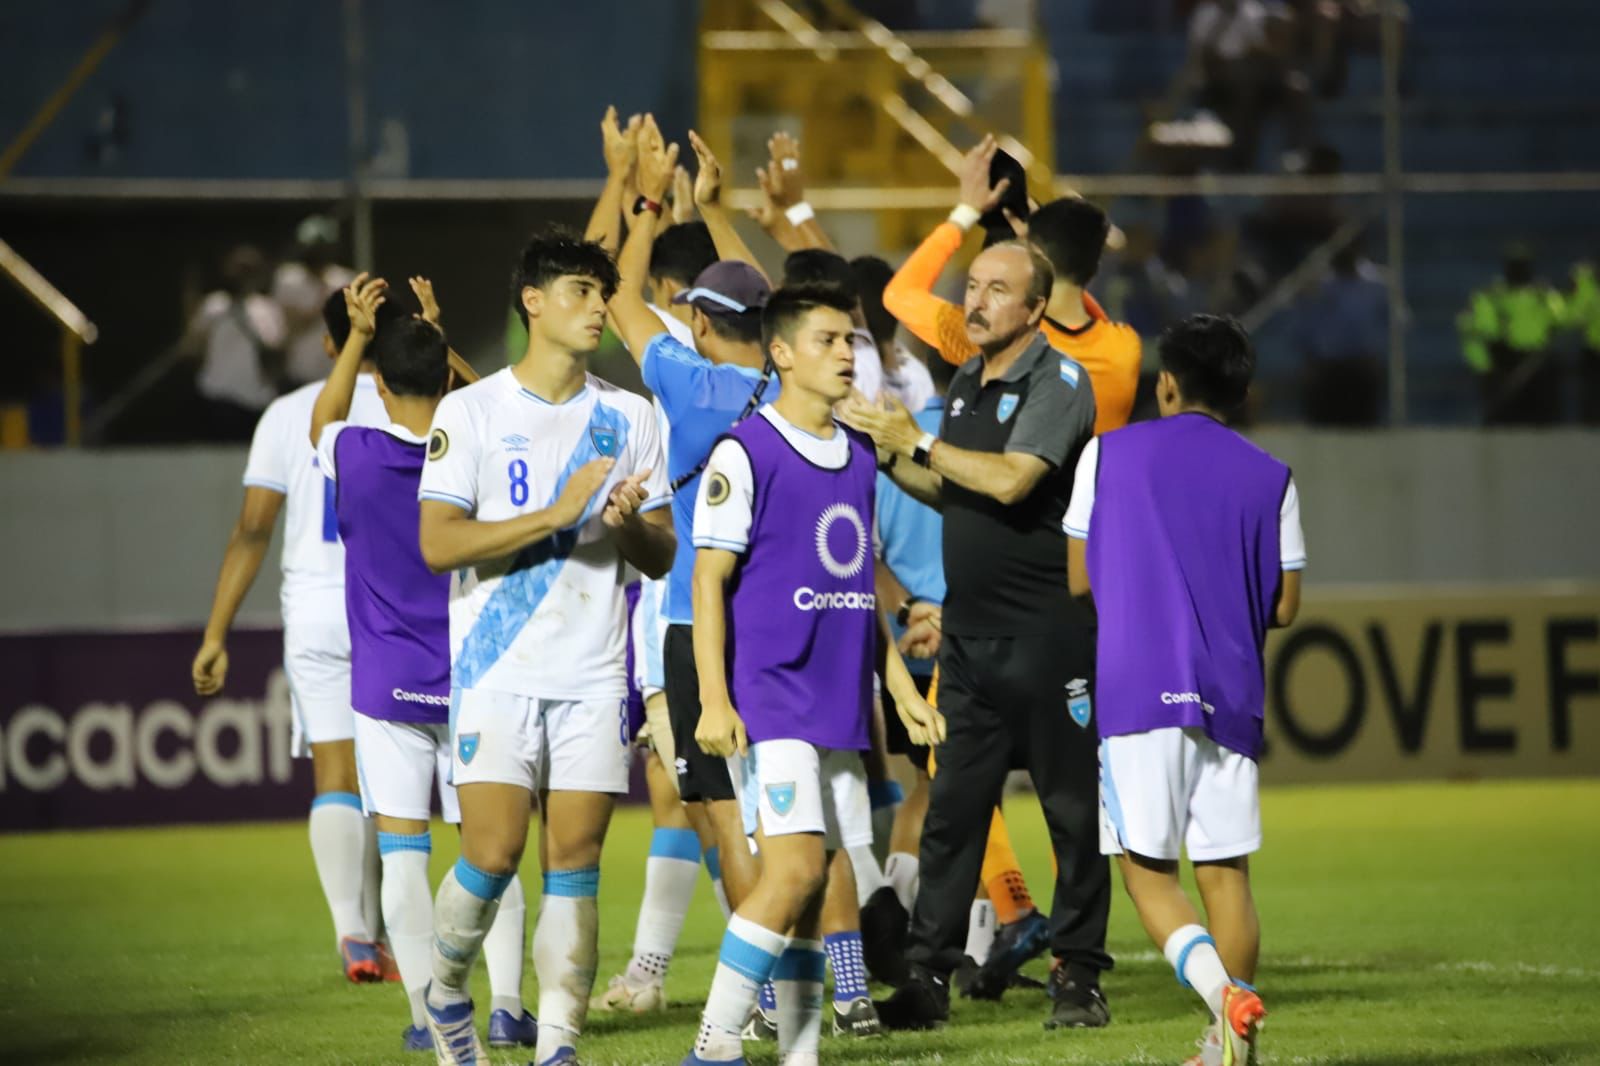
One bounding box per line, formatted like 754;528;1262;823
642;332;778;624
875;397;946;676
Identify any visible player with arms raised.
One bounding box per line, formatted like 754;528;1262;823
416;232;673;1066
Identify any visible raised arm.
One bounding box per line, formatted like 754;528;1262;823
310;273;385;447
754;131;834;252
192;486;284;695
883;136;1016;365
584;106;642;254
418;457;614;573
408;276;480;389
687;128;769;283
609;115;679;363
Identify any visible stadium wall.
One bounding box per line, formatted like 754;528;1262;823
2;433;1596;829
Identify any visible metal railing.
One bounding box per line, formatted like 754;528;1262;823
0;237;97;446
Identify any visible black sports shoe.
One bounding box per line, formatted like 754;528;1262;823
1045;965;1111;1029
858;887;910;987
874;964;950;1031
975;909;1050;993
952;955;987;999
831;996;883;1037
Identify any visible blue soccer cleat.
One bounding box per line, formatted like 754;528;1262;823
973;909;1051;994
423;991;489;1065
488;1007;537;1048
402;1025;433;1052
339;936;385;984
537;1046;581;1066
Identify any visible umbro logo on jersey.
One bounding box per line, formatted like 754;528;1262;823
428;429;449;461
950;397;966;417
1066;677;1092;728
501;434;530;452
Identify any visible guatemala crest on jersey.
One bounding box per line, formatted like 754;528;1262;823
458;732;480;764
590;425;619;457
1066;677;1092;728
997;393;1020;423
765;782;797;816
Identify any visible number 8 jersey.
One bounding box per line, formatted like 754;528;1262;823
418;368;669;701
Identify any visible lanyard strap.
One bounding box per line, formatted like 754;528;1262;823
668;364;773;494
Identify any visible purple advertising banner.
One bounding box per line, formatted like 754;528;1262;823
0;628;313;832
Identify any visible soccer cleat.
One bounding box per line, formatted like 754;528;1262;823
377;940;402;983
858;886;911;986
339;937;385;984
679;1054;745;1066
488;1007;538;1048
1182;1022;1223;1066
536;1046;580;1066
740;1002;778;1042
975;909;1050;991
831;995;883;1037
873;964;950;1031
591;973;667;1013
402;1025;433;1053
423;993;489;1065
1044;965;1111;1029
1220;985;1265;1066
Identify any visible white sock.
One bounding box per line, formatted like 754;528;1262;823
964;899;997;963
627;828;701;985
695;914;788;1061
534;867;600;1062
846;845;888;907
484;873;527;1018
773;938;824;1058
309;793;372;943
378;832;434;1028
427;859;510;1009
884;851;920;912
1164;924;1232;1019
362;816;383;942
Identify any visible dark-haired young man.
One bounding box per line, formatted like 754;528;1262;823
308;277;534;1056
1065;314;1303;1066
682;283;945;1066
192;283;400;984
417;230;674;1066
783;248;884;402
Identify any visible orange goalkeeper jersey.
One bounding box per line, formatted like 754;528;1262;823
883;221;1142;435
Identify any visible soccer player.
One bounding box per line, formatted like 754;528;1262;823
681;283;945;1066
1065;314;1305;1066
416;231;673;1066
309;276;534;1054
605;118;770;927
192;285;397;983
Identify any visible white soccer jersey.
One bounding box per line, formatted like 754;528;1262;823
417;368;669;701
242;376;387;622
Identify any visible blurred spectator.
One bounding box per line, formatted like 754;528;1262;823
1244;143;1346;277
1100;218;1189;338
1458;248;1564;426
1291;243;1386;425
1171;0;1311;170
272;215;355;384
182;244;287;442
1180;222;1265;319
1561;260;1600;424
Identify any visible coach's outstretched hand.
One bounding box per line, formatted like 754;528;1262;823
192;640;229;695
696;700;749;758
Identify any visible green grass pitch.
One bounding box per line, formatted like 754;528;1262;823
3;779;1598;1064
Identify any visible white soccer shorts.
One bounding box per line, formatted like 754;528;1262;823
353;713;461;823
630;580;670;704
283;621;355;756
737;739;872;850
449;688;632;795
1098;726;1261;862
